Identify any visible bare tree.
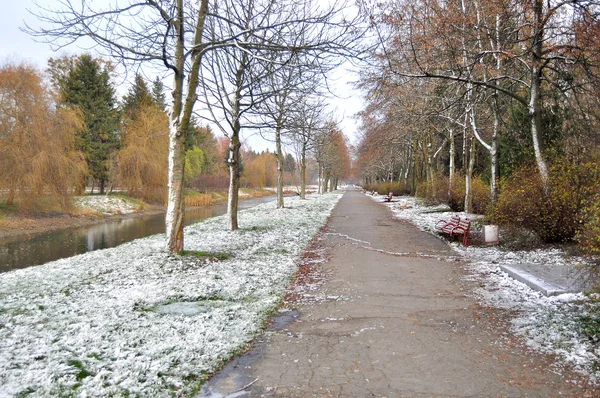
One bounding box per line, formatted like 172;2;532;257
27;0;366;248
289;96;328;199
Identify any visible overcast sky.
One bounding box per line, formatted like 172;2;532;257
1;0;364;153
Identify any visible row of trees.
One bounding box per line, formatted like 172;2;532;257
355;0;600;253
27;0;363;251
0;55;352;224
356;0;600;204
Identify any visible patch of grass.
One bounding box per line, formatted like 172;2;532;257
67;359;93;381
246;225;270;232
178;250;232;261
577;311;600;344
0;199;17;215
15;387;36;397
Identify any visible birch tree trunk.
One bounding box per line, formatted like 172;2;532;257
448;129;455;200
166;0;209;253
530;0;549;191
464;135;475;213
227;133;241;230
275;124;285;208
300;141;307;199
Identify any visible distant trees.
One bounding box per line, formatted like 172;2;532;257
116;74;169;202
0;62;87;209
354;0;600;247
315;122;352;193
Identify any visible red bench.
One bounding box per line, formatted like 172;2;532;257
383;192;393;202
435;215;471;246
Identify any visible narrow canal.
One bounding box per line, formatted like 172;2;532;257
0;196;275;273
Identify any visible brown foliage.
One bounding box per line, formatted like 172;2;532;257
117;106;169;203
0;62;87;213
492;162;600;243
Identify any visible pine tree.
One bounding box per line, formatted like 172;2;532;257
151;77;167;112
122;74;154;119
62;54;120;194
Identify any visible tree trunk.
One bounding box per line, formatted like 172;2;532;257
464;136;475;213
490;99;500;202
530;0;549;191
99;179;105;195
6;189;15;206
227;144;241;231
300;142;307;199
165;0;209;253
448;129;455;200
317;163;322;194
227;123;242;230
275;125;284;208
166;123;186;252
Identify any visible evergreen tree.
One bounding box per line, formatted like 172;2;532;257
283;153;296;173
62;54;120;194
151;77;167;112
122;74;154;119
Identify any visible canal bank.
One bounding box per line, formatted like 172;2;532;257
0;195;276;272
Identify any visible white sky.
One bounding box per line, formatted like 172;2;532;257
1;0;364;153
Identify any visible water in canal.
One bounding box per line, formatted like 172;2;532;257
0;196;275;273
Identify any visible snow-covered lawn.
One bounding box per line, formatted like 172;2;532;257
73;195;143;215
374;194;600;382
0;193;342;397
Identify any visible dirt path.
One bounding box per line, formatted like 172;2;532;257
199;189;594;397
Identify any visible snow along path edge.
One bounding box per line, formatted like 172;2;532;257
371;193;600;384
0;193;343;397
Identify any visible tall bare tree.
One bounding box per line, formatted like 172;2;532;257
28;0;365;249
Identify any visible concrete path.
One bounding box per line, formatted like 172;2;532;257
198;190;593;397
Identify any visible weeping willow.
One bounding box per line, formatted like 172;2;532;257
117;105;169;203
0;62;87;212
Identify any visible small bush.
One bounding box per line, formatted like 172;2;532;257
415;173;450;206
470;176;492;215
577;196;600;284
491;161;600;243
448;177;465;212
447;175;490;214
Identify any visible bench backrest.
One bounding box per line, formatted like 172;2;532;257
450;215;460;224
457;218;471;230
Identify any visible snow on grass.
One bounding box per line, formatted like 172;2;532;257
73;195;142;215
0;193;342;397
372;193;600;381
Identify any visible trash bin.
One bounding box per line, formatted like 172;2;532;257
484;225;499;245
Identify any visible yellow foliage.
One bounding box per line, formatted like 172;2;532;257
0;62;87;213
184;191;212;207
117;105;169;203
244;153;277;188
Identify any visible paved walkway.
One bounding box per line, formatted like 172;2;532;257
199;190;592;397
